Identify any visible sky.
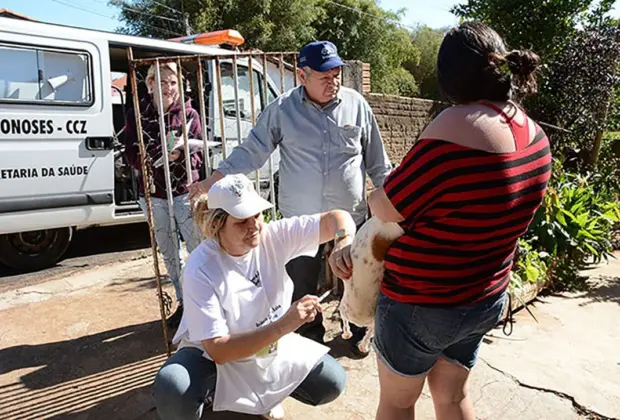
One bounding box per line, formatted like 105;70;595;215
3;0;620;34
379;0;461;29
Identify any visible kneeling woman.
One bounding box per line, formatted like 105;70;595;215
152;174;355;420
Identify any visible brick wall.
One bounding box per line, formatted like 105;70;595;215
365;93;449;166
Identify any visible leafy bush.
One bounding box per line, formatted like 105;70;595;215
595;135;620;199
510;237;550;290
512;159;620;292
379;67;419;98
533;172;618;263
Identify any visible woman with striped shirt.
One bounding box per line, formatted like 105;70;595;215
366;22;552;419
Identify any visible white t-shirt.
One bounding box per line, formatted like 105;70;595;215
171;214;330;415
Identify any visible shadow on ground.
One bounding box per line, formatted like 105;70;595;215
65;224;151;260
0;320;166;390
579;275;620;307
0;316;364;420
0;318;169;419
0;315;271;420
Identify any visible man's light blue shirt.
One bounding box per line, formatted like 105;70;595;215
218;86;392;225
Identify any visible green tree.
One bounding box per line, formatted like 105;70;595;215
112;0;421;97
404;25;448;100
451;0;597;62
543;23;620;164
312;0;419;96
111;0;322;51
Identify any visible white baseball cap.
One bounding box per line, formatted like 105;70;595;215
207;174;273;219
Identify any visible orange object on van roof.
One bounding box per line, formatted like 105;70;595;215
169;29;245;47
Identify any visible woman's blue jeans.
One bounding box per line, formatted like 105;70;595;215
152;347;346;420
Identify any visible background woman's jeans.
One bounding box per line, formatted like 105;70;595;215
138;194;200;302
152;347;347;420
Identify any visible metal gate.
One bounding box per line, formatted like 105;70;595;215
127;49;299;355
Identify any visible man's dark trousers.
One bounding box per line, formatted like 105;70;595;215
285;240;367;349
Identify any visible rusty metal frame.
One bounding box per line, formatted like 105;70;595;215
176;58;193;184
152;59;184;301
195;57;211;175
232;55;243;152
127;50;299;356
130;51;299;66
247;55;261;193
127;47;171;357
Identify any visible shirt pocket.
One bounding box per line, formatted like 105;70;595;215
337;125;363;155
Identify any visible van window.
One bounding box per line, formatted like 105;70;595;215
262;80;278;107
0;44;92;105
220;62;268;121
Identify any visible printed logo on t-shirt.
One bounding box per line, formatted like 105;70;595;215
255;304;283;328
249;271;261;287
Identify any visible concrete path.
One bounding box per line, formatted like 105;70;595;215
0;253;618;419
479;259;620;419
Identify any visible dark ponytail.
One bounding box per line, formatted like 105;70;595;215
438;22;541;104
504;49;541;96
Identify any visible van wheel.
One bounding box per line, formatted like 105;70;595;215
0;227;73;271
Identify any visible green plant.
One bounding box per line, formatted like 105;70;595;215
596;135;620;199
520;159;620;290
379;67;419;98
535;173;618;261
508;238;548;322
510;237;549;290
263;209;282;223
404;25;449;100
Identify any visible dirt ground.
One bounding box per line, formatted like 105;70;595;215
0;253;618;420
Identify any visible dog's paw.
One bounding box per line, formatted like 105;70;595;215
342;331;353;340
358;341;371;354
262;403;285;420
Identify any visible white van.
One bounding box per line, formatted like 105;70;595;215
0;17;287;271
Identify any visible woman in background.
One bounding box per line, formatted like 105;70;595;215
124;62;203;329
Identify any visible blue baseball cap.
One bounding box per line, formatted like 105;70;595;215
298;41;345;72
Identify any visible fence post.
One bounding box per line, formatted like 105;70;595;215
342;60;370;94
127;48;171;358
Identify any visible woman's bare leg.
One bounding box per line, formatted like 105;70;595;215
427;358;474;420
375;355;427;420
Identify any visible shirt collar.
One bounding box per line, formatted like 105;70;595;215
298;86;342;109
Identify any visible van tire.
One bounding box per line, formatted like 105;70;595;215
0;227;73;272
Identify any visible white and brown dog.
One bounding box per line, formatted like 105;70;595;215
338;216;404;354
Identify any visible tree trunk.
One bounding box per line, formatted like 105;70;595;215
589;100;612;166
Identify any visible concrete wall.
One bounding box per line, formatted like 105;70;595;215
364;93;448;165
342;60;371;95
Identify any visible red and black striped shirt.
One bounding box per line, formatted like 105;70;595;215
382;105;552;306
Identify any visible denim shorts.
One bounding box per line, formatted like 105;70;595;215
373;290;507;377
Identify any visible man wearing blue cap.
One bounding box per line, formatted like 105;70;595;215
189;40;392;357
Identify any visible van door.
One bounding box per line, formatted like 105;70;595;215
0;34;113;270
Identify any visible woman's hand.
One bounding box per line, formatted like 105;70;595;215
329;238;353;280
280;295;323;333
188;171;225;203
